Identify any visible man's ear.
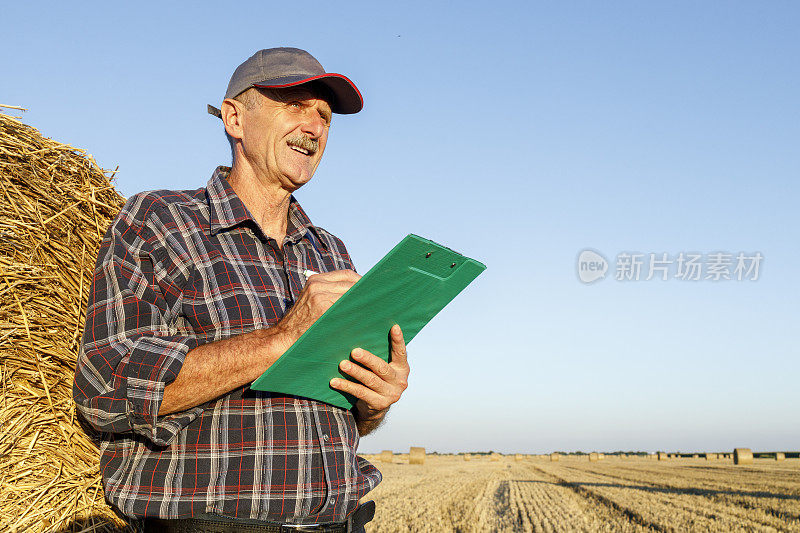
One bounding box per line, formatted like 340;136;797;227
221;98;245;142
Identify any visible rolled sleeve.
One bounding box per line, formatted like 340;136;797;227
123;334;202;445
74;193;201;446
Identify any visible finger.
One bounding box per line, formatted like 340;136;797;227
389;324;408;366
339;359;392;394
306;280;358;297
308;269;361;283
351;348;395;380
304;278;360;301
303;282;359;315
330;377;386;407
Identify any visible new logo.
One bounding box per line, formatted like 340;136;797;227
577;249;608;284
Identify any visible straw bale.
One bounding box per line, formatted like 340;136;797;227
550;453;559;462
489;453;501;462
409;447;425;465
0;108;129;531
657;452;668;461
463;454;471;461
514;454;523;462
734;448;753;465
706;453;717;460
776;452;785;461
588;453;599;462
380;450;394;463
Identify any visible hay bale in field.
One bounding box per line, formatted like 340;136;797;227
588;452;599;462
692;454;699;458
706;453;717;460
598;453;605;460
0;108;129;531
550;453;559;462
734;448;753;465
514;454;523;462
409;447;425;465
463;454;471;461
776;452;785;461
489;453;501;462
380;450;394;463
657;452;668;461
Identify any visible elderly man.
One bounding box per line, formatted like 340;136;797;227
73;48;409;532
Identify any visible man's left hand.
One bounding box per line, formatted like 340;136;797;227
330;324;409;434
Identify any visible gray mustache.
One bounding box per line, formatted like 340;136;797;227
287;135;319;154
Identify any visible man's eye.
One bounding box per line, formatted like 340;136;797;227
290;102;302;108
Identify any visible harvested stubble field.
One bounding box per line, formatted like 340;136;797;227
362;454;800;532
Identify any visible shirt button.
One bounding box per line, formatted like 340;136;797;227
323;434;329;441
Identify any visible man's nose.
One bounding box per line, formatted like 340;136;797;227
300;111;326;139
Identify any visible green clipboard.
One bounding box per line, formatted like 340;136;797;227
250;234;486;409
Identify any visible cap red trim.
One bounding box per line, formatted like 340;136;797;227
253;73;363;112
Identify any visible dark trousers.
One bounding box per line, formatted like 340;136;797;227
142;519;366;533
141;502;374;533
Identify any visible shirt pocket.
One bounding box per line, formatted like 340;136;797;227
180;249;289;337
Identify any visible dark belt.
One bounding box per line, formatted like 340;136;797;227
142;501;375;533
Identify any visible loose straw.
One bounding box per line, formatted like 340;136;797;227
0;109;131;532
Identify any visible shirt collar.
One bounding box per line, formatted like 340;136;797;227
207;166;252;236
285;195;316;244
206;166;319;245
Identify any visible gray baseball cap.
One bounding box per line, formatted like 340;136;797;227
208;47;363;118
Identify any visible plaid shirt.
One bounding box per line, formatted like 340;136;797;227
73;166;381;524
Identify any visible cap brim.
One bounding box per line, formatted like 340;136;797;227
254;73;363;114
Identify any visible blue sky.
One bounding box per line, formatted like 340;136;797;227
3;1;798;454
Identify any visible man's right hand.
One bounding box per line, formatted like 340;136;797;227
274;269;361;352
159;269;359;416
